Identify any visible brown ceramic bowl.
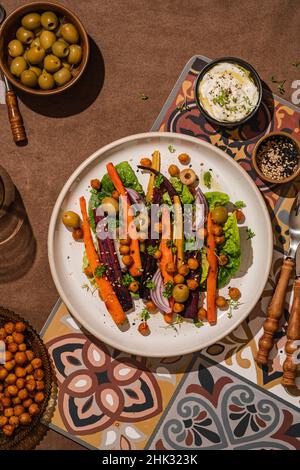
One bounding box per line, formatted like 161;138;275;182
252;131;300;184
0;2;89;95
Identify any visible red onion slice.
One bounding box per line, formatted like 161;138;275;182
150;269;172;314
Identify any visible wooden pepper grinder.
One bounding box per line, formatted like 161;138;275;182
3;74;27;145
282;278;300;387
256;258;294;365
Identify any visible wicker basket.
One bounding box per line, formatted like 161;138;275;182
0;307;57;450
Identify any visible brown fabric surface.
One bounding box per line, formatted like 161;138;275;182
0;0;299;450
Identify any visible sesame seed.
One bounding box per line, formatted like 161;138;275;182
256;135;299;180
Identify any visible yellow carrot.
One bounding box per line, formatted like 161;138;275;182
146;150;160;202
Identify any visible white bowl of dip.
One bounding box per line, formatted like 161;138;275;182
195;57;262;127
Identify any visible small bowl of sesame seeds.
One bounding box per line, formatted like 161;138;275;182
252;132;300;184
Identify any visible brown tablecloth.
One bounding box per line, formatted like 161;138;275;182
0;0;299;450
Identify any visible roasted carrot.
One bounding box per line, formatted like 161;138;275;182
159;206;173;284
146;150;161;202
207;212;218;325
173;195;184;269
79;196;126;326
106;163;142;277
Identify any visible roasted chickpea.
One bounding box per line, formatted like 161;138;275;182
187;258;199;270
4;322;15;334
22;398;33;409
26;375;34;382
34;392;45;403
72;228;83;241
215;235;225;245
197;227;208;239
129;281;139;293
4;407;14;418
178;264;190;277
168;164;180;177
178;153;190;165
9;416;19;428
25;364;33;375
12;332;24;344
12;397;21;405
153;250;162;260
3;424;14;436
119;237;131;246
7;342;18;353
138;322;150;336
29;403;40;416
119;245;130;255
14;405;25;416
1;396;11;408
173;302;184;313
212;225;223;236
122;255;133;266
90;178;101;190
0;416;8;427
19;412;32;426
166;262;176;274
174;274;185;284
18;343;27;352
15;321;26;333
216;296;228;309
228;287;241;301
4;360;16;371
5;373;17;385
26;350;35;362
15;367;26;378
198;307;207;321
0;368;8;381
0;328;6;340
187;279;198;291
145;300;157;312
36;381;45;391
235;209;245;224
218;254;228;266
14;352;27;365
111;190;119;200
18;389;29;401
26;379;36;393
5;335;14;344
7;385;18;396
140;157;152;167
16;378;25;389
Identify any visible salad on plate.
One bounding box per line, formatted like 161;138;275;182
61;150;247;336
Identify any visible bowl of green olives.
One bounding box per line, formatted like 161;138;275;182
0;2;89;94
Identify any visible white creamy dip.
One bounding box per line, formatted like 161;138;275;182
198;62;259;123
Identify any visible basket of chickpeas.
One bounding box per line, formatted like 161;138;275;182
0;2;89;94
0;307;56;449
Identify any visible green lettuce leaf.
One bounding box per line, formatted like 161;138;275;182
170;177;194;204
204;191;230;210
101;162;144;195
200;247;209;284
217;213;241;288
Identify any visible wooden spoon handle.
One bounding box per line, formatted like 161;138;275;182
282;278;300;387
6;90;27;145
256;258;294;365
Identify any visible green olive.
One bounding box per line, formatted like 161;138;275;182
38;71;55;90
10;56;28;77
101;197;119;215
53;67;72;86
211;206;228;225
39;30;56;51
62;211;80;229
8;39;24;58
44;54;61;73
29;66;42;77
52;40;69;58
172;284;190;303
61;23;79;44
34;27;43;37
16;27;34;45
55;24;63;38
40;11;58;31
68;44;82;65
27;46;46;65
23;50;29;63
20;69;38;88
30;37;41;48
21;13;41;31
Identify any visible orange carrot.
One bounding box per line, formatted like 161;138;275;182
106;163;142;277
79;196;126;326
159;206;173;284
207;212;218;325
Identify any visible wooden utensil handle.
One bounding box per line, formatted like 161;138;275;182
282;278;300;387
6;90;27;144
256;258;294;365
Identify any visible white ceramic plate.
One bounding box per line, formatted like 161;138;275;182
48;132;272;357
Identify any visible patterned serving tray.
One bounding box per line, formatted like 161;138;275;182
41;56;300;450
